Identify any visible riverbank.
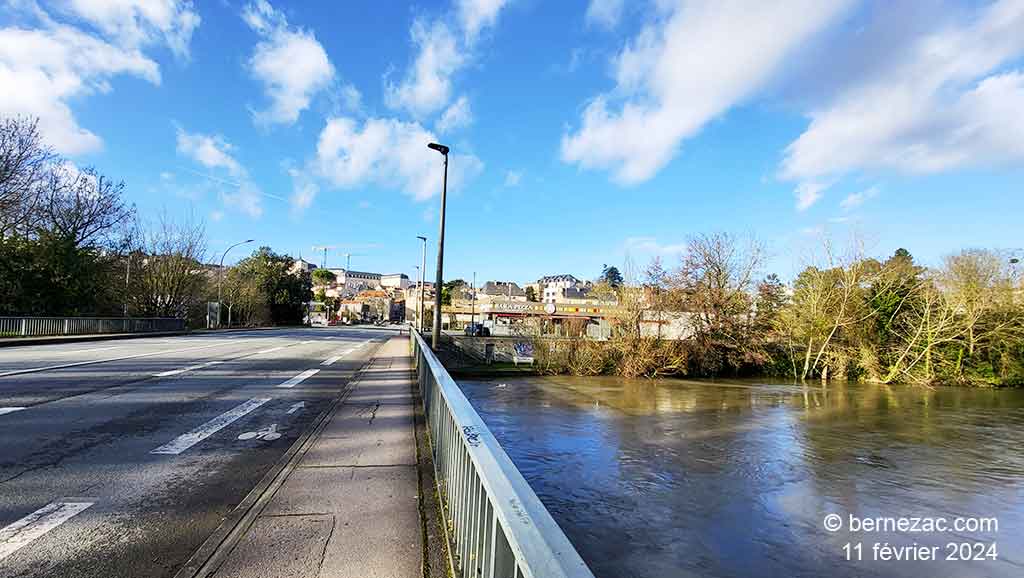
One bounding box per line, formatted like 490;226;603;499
440;333;1022;387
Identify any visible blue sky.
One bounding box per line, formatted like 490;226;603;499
2;0;1022;284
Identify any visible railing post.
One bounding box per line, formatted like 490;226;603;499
20;318;26;336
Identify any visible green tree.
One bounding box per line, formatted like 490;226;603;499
525;285;537;302
230;247;312;325
312;268;336;287
601;264;623;287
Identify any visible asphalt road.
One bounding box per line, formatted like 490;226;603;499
0;326;395;578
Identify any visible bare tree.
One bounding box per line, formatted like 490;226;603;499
0;117;54;237
673;232;765;373
128;213;209;319
37;163;135;247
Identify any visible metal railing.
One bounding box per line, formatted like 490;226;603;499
0;316;186;337
411;330;595;578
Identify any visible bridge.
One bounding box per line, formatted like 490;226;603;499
0;323;595;578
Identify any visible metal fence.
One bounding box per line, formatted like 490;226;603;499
0;317;186;337
411;330;595;578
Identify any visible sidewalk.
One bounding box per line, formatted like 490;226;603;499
211;336;422;578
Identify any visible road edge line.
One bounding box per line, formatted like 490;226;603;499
171;339;387;578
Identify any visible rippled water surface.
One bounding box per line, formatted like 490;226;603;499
457;376;1024;578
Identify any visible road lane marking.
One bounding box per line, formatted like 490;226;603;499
0;340;256;378
150;398;271;455
0;500;94;561
0;407;26;416
153;360;222;377
238;423;281;441
276;369;320;388
286;401;305;414
255;346;286;355
320;350;353;366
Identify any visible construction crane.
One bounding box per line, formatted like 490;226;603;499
311;245;340;268
341;252;367;271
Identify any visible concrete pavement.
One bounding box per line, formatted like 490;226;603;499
0;326;398;578
209;336;422;578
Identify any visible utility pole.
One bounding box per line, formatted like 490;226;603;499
417;236;427;333
427;142;450;348
124;254;131;317
471;271;476;330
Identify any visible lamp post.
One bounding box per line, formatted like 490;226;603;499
471;271;476;330
417;235;427;333
427;142;449;348
216;239;254;328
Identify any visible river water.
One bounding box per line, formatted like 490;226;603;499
457;376;1024;578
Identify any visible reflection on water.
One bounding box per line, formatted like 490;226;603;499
458;376;1024;578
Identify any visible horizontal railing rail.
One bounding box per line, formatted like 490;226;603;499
0;316;186;337
411;330;595;578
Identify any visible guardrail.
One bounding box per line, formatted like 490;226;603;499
411;330;595;578
0;316;186;337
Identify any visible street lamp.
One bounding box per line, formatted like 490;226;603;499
417;235;427;333
216;239;254;328
427;142;449;348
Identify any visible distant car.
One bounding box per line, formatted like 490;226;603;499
464;323;490;336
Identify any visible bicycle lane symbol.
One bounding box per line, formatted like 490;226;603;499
238;423;283;441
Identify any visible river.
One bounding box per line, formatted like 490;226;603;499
457;375;1024;578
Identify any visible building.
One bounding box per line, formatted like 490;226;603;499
538;274;587;303
477;281;526;302
381;273;410;291
290;259;317;275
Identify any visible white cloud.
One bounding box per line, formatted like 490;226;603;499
220;182;263;218
0;21;161;154
457;0;509;41
210;210;224;222
59;0;200;60
436;95;473;133
176;127;271;218
242;0;334;125
780;0;1024;204
287;165;318;214
561;0;853;184
315;115;482;200
386;0;508;118
0;2;198;155
795;181;827;211
385;19;464;117
839;186;879;211
503;169;522;187
585;0;624;28
176;127;245;177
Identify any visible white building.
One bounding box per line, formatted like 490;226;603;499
538;274;582;303
381;273;411;290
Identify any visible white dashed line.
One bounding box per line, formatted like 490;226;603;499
150;398;271;455
276;368;320;388
0;500;94;561
153;360;222;377
320;350;354;366
0;407;26;416
255;346;286;355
